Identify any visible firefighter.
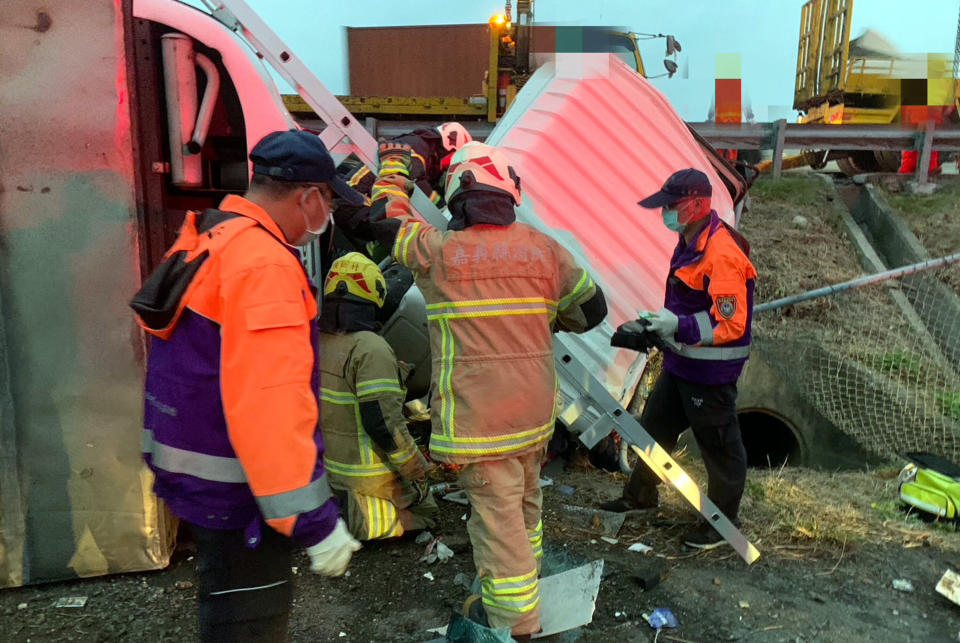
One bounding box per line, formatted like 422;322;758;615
132;130;363;640
318;252;438;540
346;141;607;640
345;121;472;207
600;168;757;551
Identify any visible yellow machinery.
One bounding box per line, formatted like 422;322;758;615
786;0;959;174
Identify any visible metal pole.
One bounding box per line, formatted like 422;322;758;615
917;121;935;184
755;251;960;313
771;118;787;178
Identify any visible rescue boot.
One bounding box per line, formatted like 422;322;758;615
599;486;658;513
462;593;488;627
682;519;742;550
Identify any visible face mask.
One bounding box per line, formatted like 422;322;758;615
302;189;333;235
660;208;685;233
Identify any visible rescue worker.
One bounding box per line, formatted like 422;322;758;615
347;140;607;640
600;169;756;551
345;121;472;207
131;130;363;641
318;252;438;540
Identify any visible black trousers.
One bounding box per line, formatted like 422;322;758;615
624;370;747;520
191;522;294;643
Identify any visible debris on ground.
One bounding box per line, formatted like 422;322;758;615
556;484;575;496
559;504;626;538
739;600;750;609
600;536;618;545
539;477;554;488
535;560;604;638
415;531;434;544
53;596;88;608
628;542;653;554
643;607;679;629
423;572;434;581
936;569;960;606
442;490;470;506
420;537;454;564
892;578;915;593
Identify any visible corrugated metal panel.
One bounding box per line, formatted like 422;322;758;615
487;54;736;400
348;25;489;97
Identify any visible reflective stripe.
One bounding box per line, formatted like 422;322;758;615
438;318;456;437
371;185;408;200
364;495;402;539
356;378;403;397
558;269;593;311
208;580;288;596
693;311;714;346
528;520;543;559
143;429;246;484
426;297;556;321
670;343;751;361
325;458;393;477
484;568;538;592
347;166;370;187
386;442;419;468
256;475;332;520
392;221;421;268
429;421;553;456
321;388;357;405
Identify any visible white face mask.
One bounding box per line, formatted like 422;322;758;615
293;188;333;246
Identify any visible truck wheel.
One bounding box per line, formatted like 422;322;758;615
874;150;902;173
837;151;879;176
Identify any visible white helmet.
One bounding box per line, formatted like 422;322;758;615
437;122;473;152
444;142;521;206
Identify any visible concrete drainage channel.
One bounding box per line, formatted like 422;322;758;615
730;175;960;470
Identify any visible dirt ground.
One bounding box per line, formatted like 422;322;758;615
3;175;960;642
2;455;959;643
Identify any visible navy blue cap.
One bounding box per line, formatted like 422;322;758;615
250;130;365;206
638;168;712;209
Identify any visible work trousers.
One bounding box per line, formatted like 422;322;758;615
459;448;545;637
624;370;747;520
337;487;438;541
192;522;293;643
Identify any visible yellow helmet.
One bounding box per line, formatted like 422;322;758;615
323;252;386;308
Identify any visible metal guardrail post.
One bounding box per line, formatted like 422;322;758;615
771;119;788;178
917;121;935;184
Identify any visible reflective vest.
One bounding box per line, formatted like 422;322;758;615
662;211;757;386
373;176;599;464
319;330;428;501
133;195;337;547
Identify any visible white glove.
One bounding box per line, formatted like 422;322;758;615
645;308;679;340
306;518;361;577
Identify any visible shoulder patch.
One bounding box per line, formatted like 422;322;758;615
716;296;737;320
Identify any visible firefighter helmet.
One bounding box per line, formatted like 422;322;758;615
437;122;473;152
323;252;387;308
444;142;521;206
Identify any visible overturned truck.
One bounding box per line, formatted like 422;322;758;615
1;0;756;587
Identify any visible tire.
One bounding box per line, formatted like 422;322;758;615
837;151;880;176
874;150;902;173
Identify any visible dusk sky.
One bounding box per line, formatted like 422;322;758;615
195;0;959;121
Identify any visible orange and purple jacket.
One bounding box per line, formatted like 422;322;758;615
136;195;338;547
663;211;757;386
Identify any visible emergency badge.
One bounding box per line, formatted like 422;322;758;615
716;296;737;320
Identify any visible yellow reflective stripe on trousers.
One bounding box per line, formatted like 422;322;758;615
426;297;557;320
429;420;553;456
437;318;456;437
558;269;593;311
356;378;403;397
482;572;540;614
365;495;402;539
392;221;421;268
528;520;544;559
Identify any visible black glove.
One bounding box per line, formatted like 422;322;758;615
611;319;664;353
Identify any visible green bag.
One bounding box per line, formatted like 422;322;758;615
898;453;960;521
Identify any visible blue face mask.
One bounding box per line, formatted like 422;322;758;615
660;209;685;232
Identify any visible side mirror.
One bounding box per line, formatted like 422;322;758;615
664;59;678;78
666;35;681;56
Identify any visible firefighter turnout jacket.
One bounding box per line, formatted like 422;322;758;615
663;211;757;386
319;330;432;538
133;195;338;548
367;174;602;464
347;128;447;206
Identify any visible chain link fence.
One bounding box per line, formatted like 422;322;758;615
753;259;960;463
